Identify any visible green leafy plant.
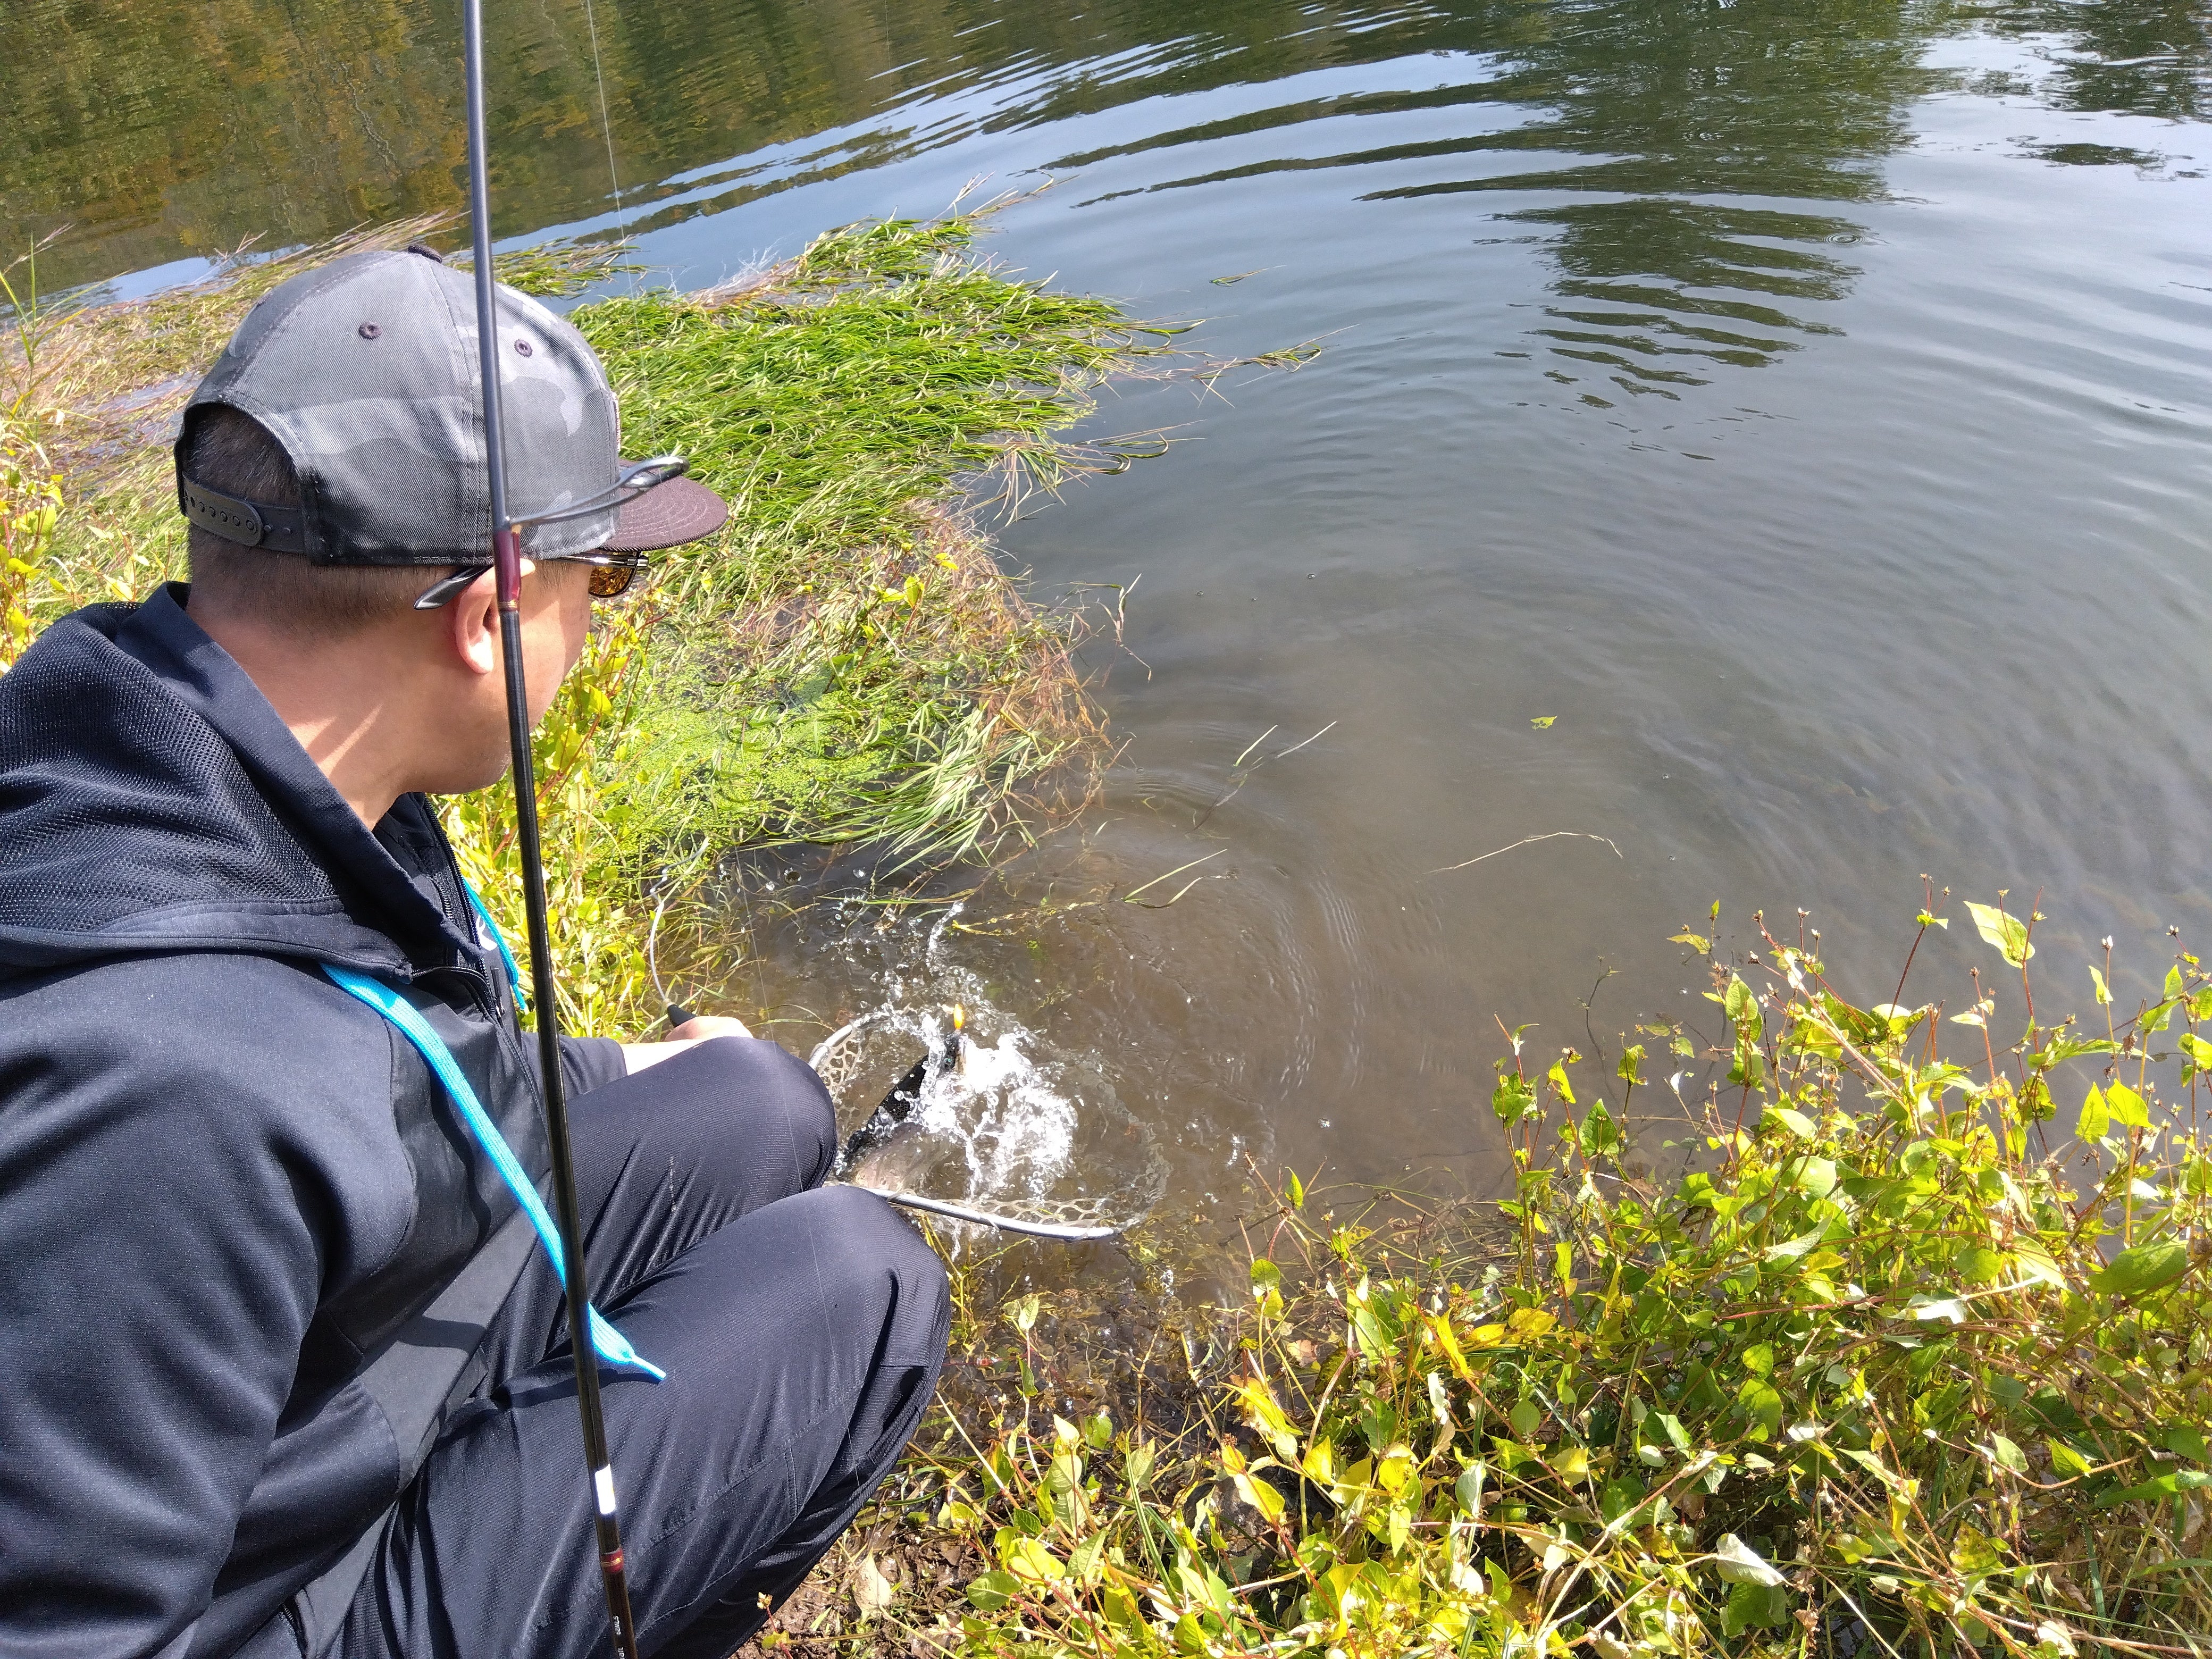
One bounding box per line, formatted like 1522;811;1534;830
0;411;62;673
1;243;66;673
875;899;2210;1658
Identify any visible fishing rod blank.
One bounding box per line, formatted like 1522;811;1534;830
461;3;642;1655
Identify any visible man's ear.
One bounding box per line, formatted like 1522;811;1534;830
445;568;504;677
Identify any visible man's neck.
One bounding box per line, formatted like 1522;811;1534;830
186;600;413;827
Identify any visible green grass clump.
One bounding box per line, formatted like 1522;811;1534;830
550;211;1191;870
590;215;1184;549
827;900;2212;1658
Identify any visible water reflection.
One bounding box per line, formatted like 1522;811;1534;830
3;0;1453;292
1406;0;1934;389
1970;0;2212;123
1509;199;1857;392
1056;1;1934;387
12;0;2209;330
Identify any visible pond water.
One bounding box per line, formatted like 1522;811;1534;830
11;0;2212;1233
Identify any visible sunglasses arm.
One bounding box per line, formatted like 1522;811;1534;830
414;566;492;610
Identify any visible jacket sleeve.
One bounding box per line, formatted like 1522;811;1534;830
0;966;374;1658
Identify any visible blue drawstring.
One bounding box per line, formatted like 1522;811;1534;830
460;879;526;1013
321;962;664;1382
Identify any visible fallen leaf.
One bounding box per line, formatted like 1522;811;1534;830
852;1555;897;1613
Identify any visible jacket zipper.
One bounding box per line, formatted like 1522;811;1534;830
419;805;540;1086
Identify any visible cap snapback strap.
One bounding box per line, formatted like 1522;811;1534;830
179;477;308;555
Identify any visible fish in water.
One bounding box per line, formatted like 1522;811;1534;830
835;1006;964;1175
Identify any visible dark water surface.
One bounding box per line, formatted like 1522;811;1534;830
11;0;2212;1221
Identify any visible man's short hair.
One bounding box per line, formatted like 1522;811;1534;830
181;408;452;635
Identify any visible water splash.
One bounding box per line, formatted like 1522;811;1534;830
808;904;1164;1234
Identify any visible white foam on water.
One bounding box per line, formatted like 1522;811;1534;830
807;902;1163;1229
911;1028;1077;1201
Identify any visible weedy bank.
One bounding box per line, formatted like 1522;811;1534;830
777;898;2211;1659
2;203;1216;1031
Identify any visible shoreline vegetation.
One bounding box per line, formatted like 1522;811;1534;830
9;222;2210;1656
793;905;2212;1659
1;199;1228;1032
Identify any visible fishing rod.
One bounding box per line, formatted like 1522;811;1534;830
460;3;1108;1644
460;3;642;1654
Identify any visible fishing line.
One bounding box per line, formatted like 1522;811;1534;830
579;0;627;237
564;9;1119;1244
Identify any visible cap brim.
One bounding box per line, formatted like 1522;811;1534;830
602;470;730;552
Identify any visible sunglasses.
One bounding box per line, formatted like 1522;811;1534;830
573;550;650;599
411;549;651;610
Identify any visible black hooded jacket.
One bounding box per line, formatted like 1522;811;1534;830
0;586;626;1657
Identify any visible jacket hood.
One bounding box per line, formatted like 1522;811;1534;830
0;584;474;977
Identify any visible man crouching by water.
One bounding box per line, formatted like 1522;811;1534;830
0;245;949;1658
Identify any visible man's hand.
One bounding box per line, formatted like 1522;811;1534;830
621;1015;753;1076
668;1015;752;1042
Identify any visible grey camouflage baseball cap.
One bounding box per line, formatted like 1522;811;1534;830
175;245;726;565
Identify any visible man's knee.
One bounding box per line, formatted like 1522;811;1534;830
686;1036;838;1185
795;1187;949;1491
805;1185;951;1367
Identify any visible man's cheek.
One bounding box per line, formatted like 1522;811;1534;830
564;590;593;672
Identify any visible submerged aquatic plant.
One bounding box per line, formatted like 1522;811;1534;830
812;899;2211;1658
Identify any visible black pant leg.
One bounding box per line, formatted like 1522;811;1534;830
473;1035;839;1390
332;1044;949;1659
336;1186;948;1659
